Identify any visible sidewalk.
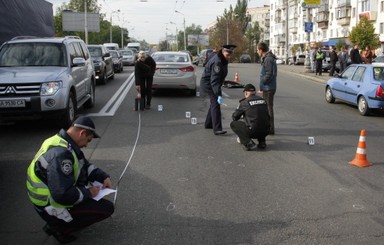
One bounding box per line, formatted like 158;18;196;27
278;64;330;84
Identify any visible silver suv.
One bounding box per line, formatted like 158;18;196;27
0;36;96;127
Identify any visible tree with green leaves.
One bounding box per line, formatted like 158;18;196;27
349;16;379;50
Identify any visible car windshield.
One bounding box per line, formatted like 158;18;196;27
0;43;66;67
88;47;102;57
152;53;189;62
120;50;133;55
110;51;119;58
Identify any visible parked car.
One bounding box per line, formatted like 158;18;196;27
87;44;114;84
109;50;123;73
372;56;384;63
151;51;196;95
0;36;96;127
239;54;252;63
194;48;212;66
325;64;384;115
120;49;135;66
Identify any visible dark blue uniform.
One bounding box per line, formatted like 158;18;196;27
200;49;228;132
230;94;270;146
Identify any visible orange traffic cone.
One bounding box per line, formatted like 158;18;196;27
234;72;240;83
349;129;372;167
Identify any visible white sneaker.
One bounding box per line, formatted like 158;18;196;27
236;137;241;144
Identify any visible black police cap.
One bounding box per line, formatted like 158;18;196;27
72;116;100;138
243;83;256;92
222;44;237;53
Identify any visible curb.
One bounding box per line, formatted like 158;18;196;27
279;65;329;84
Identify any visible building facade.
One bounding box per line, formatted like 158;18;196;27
262;0;384;61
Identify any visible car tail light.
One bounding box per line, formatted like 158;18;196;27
376;85;384;97
179;66;194;72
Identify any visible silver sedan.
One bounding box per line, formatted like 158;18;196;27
151;51;197;94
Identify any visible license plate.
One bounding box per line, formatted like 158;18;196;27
160;69;177;74
0;99;26;108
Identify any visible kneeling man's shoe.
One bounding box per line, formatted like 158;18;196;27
214;130;227;135
258;142;267;149
43;224;77;244
243;141;257;151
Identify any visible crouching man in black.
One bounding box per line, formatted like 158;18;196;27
230;84;270;151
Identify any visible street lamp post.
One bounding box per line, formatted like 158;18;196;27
175;10;186;50
169;21;178;51
121;20;130;49
110;10;120;43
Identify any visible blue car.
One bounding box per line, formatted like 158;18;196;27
325;64;384;116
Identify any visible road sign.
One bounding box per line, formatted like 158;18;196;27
302;0;321;8
304;22;313;32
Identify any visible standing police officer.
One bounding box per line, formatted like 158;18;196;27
200;44;236;135
231;84;270;151
26;116;114;243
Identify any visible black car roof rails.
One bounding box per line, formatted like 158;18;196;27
11;36;38;40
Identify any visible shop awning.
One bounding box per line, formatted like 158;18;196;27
322;38;351;46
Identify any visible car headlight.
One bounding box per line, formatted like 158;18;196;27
41;81;62;96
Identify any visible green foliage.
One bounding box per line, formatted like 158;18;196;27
349;16;380;49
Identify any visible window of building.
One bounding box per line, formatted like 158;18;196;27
381;1;384;12
361;0;370;12
380;23;384;34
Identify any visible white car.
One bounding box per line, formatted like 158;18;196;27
151;51;197;95
120;49;135;66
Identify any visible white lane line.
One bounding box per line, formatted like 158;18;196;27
86;73;135;117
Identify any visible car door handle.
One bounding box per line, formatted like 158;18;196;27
357;85;360;88
344;82;347;85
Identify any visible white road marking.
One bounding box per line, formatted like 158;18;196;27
86;73;135;117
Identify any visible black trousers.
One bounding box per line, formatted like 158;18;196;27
35;198;114;234
230;120;267;145
262;90;275;133
205;94;222;132
145;76;153;106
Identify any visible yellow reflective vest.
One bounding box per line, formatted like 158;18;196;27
26;134;80;208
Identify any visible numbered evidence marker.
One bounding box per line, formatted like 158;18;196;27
308;137;315;145
191;117;197;125
185;111;191;118
158;105;163;111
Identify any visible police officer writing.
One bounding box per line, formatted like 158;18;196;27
231;84;270;151
200;44;237;135
26;116;114;243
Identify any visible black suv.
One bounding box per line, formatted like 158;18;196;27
0;36;96;127
87;45;114;84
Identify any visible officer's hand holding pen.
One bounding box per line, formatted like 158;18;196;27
103;177;113;189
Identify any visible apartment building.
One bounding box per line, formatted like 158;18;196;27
263;0;384;61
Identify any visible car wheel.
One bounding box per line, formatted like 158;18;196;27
84;81;95;108
190;87;197;96
325;86;335;103
358;96;370;116
120;65;123;72
61;92;76;128
110;70;115;80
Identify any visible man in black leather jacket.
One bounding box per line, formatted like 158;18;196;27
230;84;270;151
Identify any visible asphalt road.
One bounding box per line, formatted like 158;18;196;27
1;63;384;245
